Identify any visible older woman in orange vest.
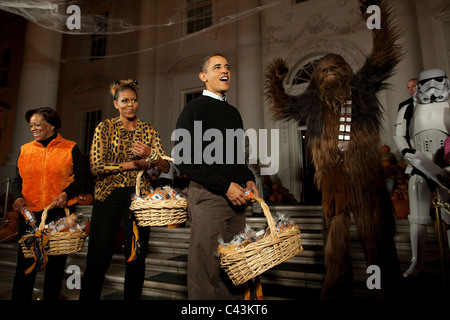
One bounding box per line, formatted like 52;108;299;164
11;107;87;300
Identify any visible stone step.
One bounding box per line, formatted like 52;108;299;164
76;204;325;219
143;273;188;300
2;203;447;300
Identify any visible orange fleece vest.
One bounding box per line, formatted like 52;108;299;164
17;134;78;212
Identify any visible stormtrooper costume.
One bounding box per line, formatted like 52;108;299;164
394;69;450;278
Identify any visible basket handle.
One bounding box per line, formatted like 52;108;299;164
134;155;174;197
38;201;70;231
135;170;144;197
249;195;278;238
161;155;174;162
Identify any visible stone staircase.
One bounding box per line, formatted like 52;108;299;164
96;204;326;300
0;204;448;300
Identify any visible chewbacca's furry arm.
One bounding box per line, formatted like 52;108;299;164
355;0;404;91
264;58;312;123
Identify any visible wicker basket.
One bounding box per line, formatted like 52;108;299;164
130;170;187;227
219;195;303;286
19;202;87;258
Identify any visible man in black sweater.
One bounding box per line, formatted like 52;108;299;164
174;53;258;299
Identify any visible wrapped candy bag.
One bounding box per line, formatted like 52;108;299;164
274;213;294;232
131;186;187;201
217;213;295;256
131;194;146;201
146;188;165;201
217;225;255;255
46;213;86;233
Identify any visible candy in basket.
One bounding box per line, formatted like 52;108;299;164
218;195;303;286
18;202;87;273
130;170;188;227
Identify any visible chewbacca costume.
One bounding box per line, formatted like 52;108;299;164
264;0;402;299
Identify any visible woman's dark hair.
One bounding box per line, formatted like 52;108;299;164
110;79;139;100
25;107;62;130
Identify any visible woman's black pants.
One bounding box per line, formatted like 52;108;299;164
79;187;150;300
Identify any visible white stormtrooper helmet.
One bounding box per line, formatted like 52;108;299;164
416;69;450;104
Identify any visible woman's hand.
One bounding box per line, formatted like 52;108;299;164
155;158;170;173
133;159;153;170
13;197;26;212
52;192;68;208
132;141;151;158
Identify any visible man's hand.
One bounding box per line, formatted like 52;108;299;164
226;182;248;206
245;181;259;201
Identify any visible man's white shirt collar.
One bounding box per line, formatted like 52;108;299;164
203;89;227;101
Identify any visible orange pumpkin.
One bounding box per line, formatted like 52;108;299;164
382;160;393;167
380;144;391;154
78;194;93;205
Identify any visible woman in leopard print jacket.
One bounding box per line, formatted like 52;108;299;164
80;79;169;300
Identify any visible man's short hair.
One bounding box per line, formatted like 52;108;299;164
200;53;226;72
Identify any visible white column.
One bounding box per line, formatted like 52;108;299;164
136;0;158;125
381;0;424;156
1;22;62;179
235;0;264;131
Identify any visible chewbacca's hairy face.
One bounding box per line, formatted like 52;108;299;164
312;54;353;112
313;54;352;90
